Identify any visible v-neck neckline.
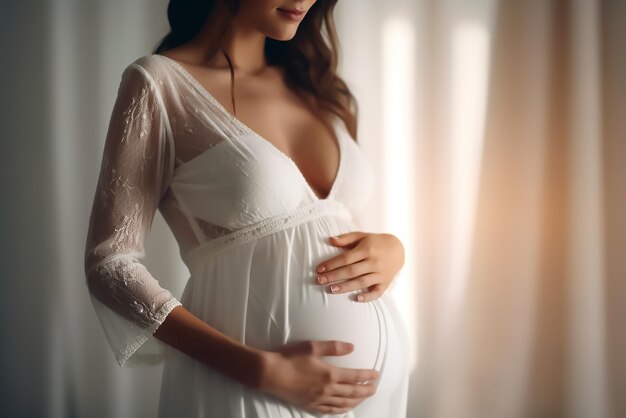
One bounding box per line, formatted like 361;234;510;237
154;53;344;202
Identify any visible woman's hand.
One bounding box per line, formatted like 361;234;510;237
315;232;405;302
257;340;380;415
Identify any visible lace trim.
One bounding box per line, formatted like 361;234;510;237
115;298;182;367
182;199;353;265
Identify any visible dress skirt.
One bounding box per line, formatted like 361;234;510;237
157;200;410;418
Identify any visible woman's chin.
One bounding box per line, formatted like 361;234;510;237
265;25;299;42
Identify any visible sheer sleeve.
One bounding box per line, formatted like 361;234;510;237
83;61;181;368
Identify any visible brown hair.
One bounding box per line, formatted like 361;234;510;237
153;0;359;141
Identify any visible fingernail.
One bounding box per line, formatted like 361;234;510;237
357;295;364;301
317;265;326;273
330;285;339;293
317;275;327;284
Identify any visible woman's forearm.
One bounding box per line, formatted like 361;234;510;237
153;305;266;389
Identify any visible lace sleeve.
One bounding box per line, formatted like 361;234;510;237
83;62;181;367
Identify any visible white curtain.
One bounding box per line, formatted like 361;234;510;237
1;1;624;417
338;1;625;417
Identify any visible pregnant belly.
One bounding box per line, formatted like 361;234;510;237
244;216;386;371
181;214;387;372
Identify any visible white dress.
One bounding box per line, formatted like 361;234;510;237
84;54;410;418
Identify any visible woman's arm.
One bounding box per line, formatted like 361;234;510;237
153;305;265;388
84;60;183;367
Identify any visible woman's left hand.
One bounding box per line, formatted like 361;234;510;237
315;232;405;302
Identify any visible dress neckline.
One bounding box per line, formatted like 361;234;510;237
153;53;344;202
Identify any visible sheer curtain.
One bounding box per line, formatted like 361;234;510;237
337;1;624;417
1;1;624;417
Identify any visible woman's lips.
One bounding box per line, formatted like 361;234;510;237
277;8;305;21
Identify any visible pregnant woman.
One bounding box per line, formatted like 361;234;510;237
83;0;410;416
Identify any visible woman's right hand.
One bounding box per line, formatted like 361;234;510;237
256;340;380;415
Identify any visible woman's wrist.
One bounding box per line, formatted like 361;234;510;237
197;340;272;391
224;344;271;390
255;350;281;393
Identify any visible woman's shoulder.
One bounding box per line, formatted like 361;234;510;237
120;54;170;85
114;54;188;110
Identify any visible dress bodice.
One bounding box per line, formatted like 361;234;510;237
140;53;376;256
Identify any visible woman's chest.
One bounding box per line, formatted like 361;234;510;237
164;98;375;231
